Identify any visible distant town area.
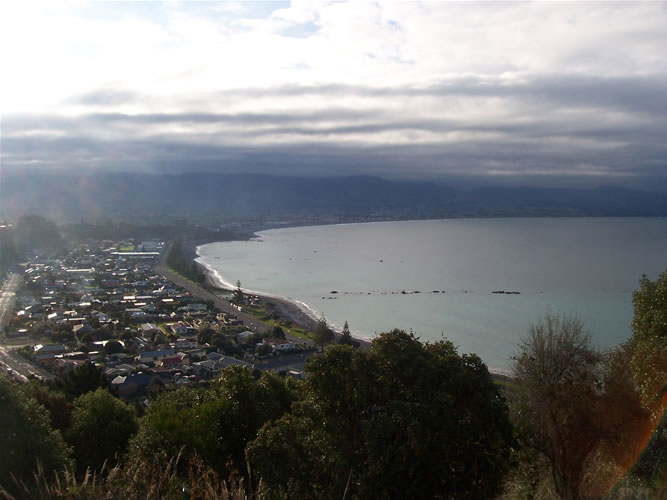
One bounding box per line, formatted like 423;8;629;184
0;237;317;401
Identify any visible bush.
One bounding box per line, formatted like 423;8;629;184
0;375;73;496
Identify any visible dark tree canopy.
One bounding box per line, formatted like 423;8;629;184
0;375;73;495
129;367;296;476
271;325;286;339
247;329;514;499
232;280;244;305
21;381;73;435
631;270;667;415
52;361;111;399
104;340;125;355
338;320;358;347
313;314;334;351
66;388;138;473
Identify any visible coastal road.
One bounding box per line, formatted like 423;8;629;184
0;273;55;381
0;273;21;336
0;344;55;381
156;262;269;335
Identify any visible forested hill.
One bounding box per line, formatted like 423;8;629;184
2;171;667;221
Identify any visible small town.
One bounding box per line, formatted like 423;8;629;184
0;238;315;402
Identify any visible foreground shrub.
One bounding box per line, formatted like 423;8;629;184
248;329;515;499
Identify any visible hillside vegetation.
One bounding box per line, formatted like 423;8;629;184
1;271;665;499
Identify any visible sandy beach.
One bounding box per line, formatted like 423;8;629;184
201;263;371;344
170;240;325;340
175;241;519;373
192;244;372;348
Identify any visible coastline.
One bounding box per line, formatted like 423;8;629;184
194;245;372;349
188;222;574;378
192;241;515;373
195;254;513;377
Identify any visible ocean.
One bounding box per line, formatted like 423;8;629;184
196;217;667;372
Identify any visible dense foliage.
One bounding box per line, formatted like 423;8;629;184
67;388;138;473
249;330;514;499
129;368;297;475
166;238;206;283
0;375;73;496
631;270;667;415
2;270;666;498
313;314;335;351
51;361;112;399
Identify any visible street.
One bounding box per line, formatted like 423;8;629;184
156;262;270;335
0;273;54;381
0;273;21;335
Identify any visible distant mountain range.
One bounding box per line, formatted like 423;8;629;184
2;171;667;222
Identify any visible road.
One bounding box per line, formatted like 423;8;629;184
0;273;21;335
156;263;269;335
0;273;55;381
0;344;55;381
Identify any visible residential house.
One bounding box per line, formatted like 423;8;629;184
263;337;298;352
34;344;67;362
174;338;198;350
137;349;175;365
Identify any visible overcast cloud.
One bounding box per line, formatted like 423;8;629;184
2;1;667;188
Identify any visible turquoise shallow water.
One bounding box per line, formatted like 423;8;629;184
196;217;667;372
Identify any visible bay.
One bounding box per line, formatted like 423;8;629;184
196;217;667;372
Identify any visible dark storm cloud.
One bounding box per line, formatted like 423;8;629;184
210;74;667;116
57;73;667;117
4;73;667;188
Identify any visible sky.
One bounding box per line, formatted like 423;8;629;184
2;1;667;189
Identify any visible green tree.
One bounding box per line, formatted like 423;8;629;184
246;413;338;499
0;375;73;495
198;324;215;344
248;329;514;499
52;361;111;399
256;343;273;357
232;280;244;305
129;367;296;477
166;238;187;274
104;340;124;355
66;388;138;473
79;331;93;344
128;387;205;466
271;325;286;339
630;270;667;416
21;381;73;434
338;320;358;346
314;314;334;351
626;270;667;488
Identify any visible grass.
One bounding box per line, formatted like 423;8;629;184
1;452;253;500
166;270;313;340
166;267;201;286
243;303;314;340
119;245;136;251
157;323;170;335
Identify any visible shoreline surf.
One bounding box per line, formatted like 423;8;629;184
194;243;518;376
195;250;372;345
191;217;667;376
